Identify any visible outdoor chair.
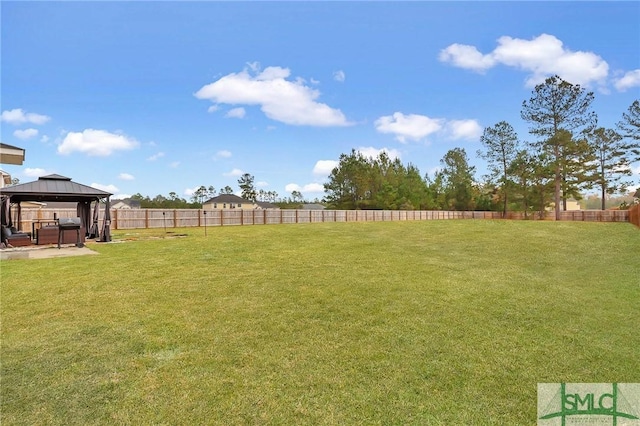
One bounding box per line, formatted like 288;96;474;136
1;226;32;247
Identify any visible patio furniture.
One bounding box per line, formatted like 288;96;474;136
31;219;59;238
36;226;86;246
1;225;32;247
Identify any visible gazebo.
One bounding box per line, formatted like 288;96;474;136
1;174;112;243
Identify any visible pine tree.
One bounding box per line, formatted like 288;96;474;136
478;121;520;217
586;127;634;209
238;173;257;201
521;75;596;220
440;148;476;211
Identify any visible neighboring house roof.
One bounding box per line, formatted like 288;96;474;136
0;174;112;202
112;198;142;209
203;194;253;205
301;203;326;210
0;143;26;165
256;201;279;209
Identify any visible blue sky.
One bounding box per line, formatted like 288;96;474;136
2;1;639;201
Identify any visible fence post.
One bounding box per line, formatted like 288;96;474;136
173;210;177;228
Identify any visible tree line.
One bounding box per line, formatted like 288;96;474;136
126;76;638;213
324;76;639;217
128;173;310;209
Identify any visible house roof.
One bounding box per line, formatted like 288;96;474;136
203;194;253;204
256;201;279;209
301;203;326;210
112;198;142;208
0;143;26;165
0;174;112;203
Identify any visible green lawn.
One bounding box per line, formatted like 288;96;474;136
1;220;638;425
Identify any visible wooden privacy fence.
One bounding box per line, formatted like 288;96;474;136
111;209;513;229
12;207;631;231
629;204;640;228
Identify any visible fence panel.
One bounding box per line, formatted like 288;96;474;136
628;204;639;227
114;209;144;229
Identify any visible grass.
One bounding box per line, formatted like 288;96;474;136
1;220;639;425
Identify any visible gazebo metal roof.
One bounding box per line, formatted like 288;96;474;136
0;174;111;202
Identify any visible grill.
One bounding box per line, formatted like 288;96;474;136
57;217;83;248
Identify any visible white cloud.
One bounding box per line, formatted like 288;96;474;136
614;69;640;92
440;33;609;87
285;182;325;194
313;160;339;176
58;129;139;157
91;183;119;193
375;112;481;143
357;147;402;160
223;168;244;177
207;105;220;113
184;186;200;196
439;44;496;73
333;70;346;82
169;161;180;168
195;64;351;127
1;108;51;125
303;183;325;193
225;107;246;119
40;135;50;143
13;128;39;140
147;152;165;161
375;112;444;143
256;181;269;188
445;119;483;140
216;150;232;159
118;173;135;181
23;168;49;177
247;61;261;73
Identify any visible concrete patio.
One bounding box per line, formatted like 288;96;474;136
0;244;99;260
